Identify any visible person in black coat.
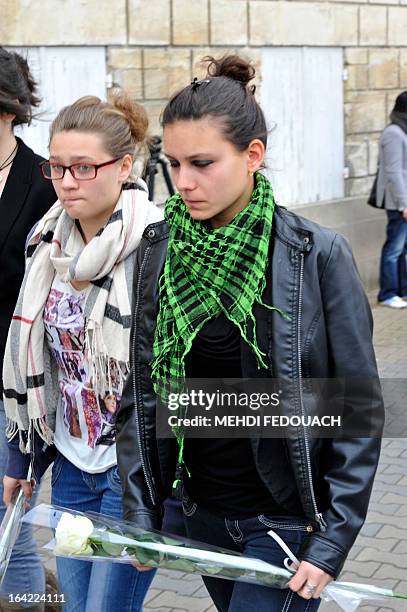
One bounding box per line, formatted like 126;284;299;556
0;47;56;611
116;55;384;612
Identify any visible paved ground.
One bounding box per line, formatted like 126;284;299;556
32;301;407;611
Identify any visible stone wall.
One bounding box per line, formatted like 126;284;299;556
2;0;402;286
2;0;406;203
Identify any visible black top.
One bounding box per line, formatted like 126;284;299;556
184;314;285;518
0;138;56;392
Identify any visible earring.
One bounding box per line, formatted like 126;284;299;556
249;171;254;177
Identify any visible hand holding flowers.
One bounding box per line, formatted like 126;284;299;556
21;504;407;612
288;560;333;600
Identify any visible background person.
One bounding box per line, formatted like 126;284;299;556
377;90;407;308
0;47;56;612
3;94;163;611
116;55;384;612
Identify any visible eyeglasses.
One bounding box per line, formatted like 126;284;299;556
40;158;122;181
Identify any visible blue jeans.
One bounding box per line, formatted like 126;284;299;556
378;210;407;301
182;493;321;612
51;454;155;612
0;400;45;605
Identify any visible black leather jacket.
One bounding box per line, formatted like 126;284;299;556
116;205;384;579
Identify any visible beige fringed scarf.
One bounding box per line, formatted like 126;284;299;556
3;181;163;453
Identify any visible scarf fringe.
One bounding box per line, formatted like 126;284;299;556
5;419;19;442
33;416;54;447
6;417;54;454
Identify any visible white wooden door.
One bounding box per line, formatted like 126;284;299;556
261;47;344;207
10;47;106;158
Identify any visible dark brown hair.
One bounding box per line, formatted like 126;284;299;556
0;47;41;126
161;55;267;150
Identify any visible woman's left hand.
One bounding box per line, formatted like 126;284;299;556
288;560;333;599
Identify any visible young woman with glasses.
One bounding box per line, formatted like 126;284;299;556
116;55;383;611
3;94;163;611
0;46;56;612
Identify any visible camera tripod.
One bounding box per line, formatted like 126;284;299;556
143;135;175;202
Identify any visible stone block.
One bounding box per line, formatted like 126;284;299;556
141;100;165;135
249;2;357;46
389;7;407;45
373;564;407;580
369;49;399;89
401;49;407;87
368;137;380;174
345;65;368;91
342;559;380;578
345;139;368;177
354;533;398;552
210;0;248;45
143;588;161;605
345;177;372;197
144;48;191;100
120;70;143;99
108;47;142;69
0;0;126;45
376;524;407;540
173;0;209;45
128;0;171;45
345;91;387;134
149;573;201;595
393;541;407;554
144;591;210;611
360;6;387;46
345;48;368;65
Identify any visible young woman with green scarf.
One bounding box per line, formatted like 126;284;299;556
116;56;384;611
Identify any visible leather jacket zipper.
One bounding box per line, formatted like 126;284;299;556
132;245;158;506
298;251;327;533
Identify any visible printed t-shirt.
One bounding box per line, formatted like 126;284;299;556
43;275;120;473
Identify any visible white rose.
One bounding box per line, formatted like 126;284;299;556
54;512;94;556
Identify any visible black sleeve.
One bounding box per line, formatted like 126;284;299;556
116;244;163;531
6;434;31;479
300;234;384;578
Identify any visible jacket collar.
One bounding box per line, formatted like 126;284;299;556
0;137;35;251
272;206;313;253
142;204;313;253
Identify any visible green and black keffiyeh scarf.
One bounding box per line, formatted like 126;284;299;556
151;172;282;490
152;170;280;396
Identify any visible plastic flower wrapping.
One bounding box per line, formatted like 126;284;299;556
23;504;407;612
0;487;26;585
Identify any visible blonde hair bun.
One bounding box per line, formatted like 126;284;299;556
111;91;148;144
49;93;149;163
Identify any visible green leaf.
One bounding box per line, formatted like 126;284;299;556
129;546;161;565
202;565;223;575
99;531;125;557
255;572;288;588
161;536;185;546
166;558;196;572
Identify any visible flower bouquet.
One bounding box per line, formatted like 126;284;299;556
23;504;407;612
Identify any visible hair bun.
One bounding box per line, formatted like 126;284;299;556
205;55;255;86
111;92;148;144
